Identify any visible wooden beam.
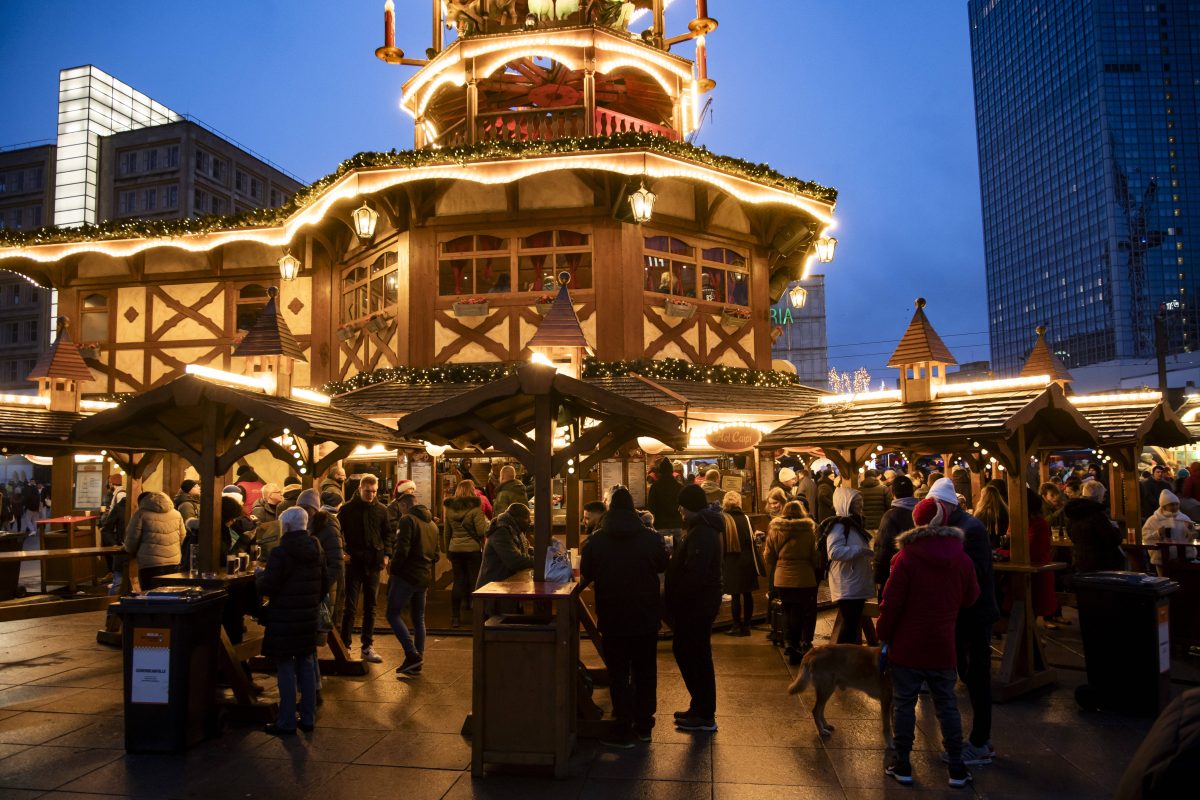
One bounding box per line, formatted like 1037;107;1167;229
465;415;534;468
311;442;357;484
147;420;202;466
551;418;620;474
532;394;554;582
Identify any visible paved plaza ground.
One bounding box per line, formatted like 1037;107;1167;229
0;605;1166;800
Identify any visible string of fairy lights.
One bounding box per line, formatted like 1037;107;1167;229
0;132;837;248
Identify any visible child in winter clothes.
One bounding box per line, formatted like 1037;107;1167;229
819;487;874;644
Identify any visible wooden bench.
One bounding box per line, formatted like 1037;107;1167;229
0;545;122;594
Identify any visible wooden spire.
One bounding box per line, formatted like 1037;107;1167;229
233;287;307;362
1020;325;1072;382
27;317;94;383
526;271;593;354
887;297;958;368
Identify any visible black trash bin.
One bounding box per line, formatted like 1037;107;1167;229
1070;571;1179;717
118;585;228;753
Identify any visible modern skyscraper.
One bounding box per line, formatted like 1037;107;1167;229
969;0;1199;376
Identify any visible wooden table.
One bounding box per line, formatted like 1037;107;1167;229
35;515;100;592
992;561;1070;702
472;576;581;778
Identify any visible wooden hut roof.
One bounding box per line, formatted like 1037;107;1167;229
525;276;592;352
232;287;307;362
760;383;1098;452
1072;397;1190;448
887;298;957;368
1020;326;1072;382
26;319;94;382
0;405;89;454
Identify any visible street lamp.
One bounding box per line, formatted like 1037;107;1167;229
351;202;379;241
814;235;838;264
278;250;301;281
628;181;656;224
788;283;808;309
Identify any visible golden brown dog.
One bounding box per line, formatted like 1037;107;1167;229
788;644;893;748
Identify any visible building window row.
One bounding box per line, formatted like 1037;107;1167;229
0;358;37;385
192;189;225;216
642;235;749;306
234;169;263;201
0;319;40;346
0;165;45;195
0;204;43;230
118;144;180;176
195;150;227;184
118;185;179;216
436;230;592;297
343;252;399;322
1;283;38;306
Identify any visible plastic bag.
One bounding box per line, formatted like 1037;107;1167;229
544;540;573;583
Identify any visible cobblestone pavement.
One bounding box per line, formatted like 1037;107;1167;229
0;607;1161;799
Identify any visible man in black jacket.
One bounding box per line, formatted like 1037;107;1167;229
336;475;393;663
646;456;684;544
665;483;724;733
581;487;669;747
873;475;918;594
928;478;1000;767
387;492;439;676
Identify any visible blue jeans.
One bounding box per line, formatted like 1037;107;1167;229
386;577;427;657
276;652;316;730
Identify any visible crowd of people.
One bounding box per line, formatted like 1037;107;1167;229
0;478;52;534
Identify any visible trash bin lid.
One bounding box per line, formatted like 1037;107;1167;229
1068;571;1180;595
118;586;228;611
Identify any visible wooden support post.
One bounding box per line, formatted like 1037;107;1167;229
1122;464;1142;544
565;473;581;550
197;405;222;573
51;455;73;517
532;394;553;582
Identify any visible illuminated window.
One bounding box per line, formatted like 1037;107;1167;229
343;251;399;321
518;230;591;292
642;236;749;305
80;293;109;342
701;247;750;306
236;284;269;331
438;235;508;296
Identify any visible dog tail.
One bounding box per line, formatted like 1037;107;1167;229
788;659;812;695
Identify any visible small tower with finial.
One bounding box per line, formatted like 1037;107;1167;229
1020;325;1072;387
233;287;307;398
26;317;95;412
887;298;957;403
526;270;593;379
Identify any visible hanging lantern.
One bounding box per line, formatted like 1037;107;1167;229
278;250;301;281
628;181;656;224
423;441;448;458
814;235;838;263
788;284;808;309
351;202;379;240
638;436;670;455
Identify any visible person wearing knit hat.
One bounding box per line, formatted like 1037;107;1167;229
876;500;980;787
923;476;1000;767
175;479;200;522
818;487;874;644
394;479;416;498
665;480;724;732
873;475;919;591
1142;488;1197;572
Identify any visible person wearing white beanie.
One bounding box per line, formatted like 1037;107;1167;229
926;478;961;506
1142;489;1197;572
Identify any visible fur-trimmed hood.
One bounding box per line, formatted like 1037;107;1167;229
443;495;482;513
768;516;815;540
896;524;966;568
898;524;964;546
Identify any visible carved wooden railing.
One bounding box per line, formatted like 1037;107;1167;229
475;107;588;143
594;107;679;141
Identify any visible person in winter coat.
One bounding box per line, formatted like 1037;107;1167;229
1142;489;1197;573
1116;686;1200;799
764;500;819;663
493;465;528;516
1179;461;1200;504
925;477;999;767
665;483;724;732
1064;480;1126;572
477;503;534;587
1022;489;1060;623
581;487;669;748
700;469;725;506
951;466;974;508
764;488;788;518
443;480;488;627
820;486;874;644
336;475;394;663
647;456;684;541
174;479;200;522
258;507;328;736
720;492;759;637
1140;465;1173;522
876;497;981;788
387;492;440;676
858;469;890;531
235;465;265;518
297;488;344;632
796;470;817;517
252;484;283;524
873;475;918;592
320;466;346;496
973;483;1009;549
124;491;186;588
815;470;837;523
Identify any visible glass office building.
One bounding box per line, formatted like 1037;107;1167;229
968;0;1199;373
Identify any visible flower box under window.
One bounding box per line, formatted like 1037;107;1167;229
453;298;490;317
664;299;696;319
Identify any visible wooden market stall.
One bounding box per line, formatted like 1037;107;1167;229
760;301;1104;701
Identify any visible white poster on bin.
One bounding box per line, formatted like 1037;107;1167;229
1158;604;1170;673
131;628;171;704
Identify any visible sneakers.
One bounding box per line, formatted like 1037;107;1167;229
633;726;652;743
672;709;693;721
886;757;913;785
674;714;717;732
360;646;383;663
396;653;424;675
948;764;974;788
601;730;637;749
941;742;995;766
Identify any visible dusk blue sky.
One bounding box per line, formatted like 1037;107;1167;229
0;1;990;382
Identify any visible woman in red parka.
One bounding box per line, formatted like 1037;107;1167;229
1001;488;1058;624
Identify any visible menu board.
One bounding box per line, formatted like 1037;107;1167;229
600;459;624;498
73;463;104;509
410;459;434;509
760;456;776;500
628;460;646;508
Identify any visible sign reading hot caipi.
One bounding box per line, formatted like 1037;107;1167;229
705;425;763;452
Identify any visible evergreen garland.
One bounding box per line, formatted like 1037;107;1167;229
0;133;836;248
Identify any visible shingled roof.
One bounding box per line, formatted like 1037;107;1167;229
1073;397;1190;448
525;273;592;352
233;287;306;362
1020;326;1072;382
887;298;957;368
26;318;94;382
